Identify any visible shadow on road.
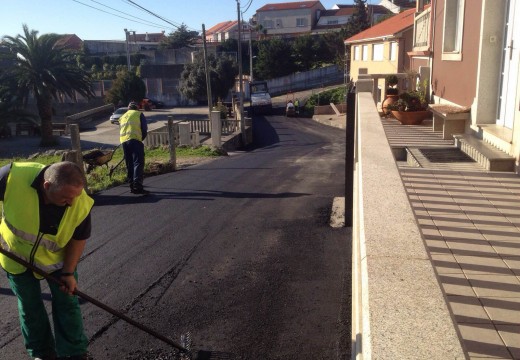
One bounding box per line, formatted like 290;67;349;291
92;189;310;206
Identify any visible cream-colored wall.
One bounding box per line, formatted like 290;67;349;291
349;41;399;81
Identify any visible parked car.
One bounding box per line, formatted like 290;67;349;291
145;98;164;109
110;107;128;124
138;99;155;111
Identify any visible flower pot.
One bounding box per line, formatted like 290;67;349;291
391;110;430;125
382;95;399;115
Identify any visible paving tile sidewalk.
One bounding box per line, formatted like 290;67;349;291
381;118;520;359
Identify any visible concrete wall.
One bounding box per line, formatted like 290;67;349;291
265;65;344;96
351;80;466;359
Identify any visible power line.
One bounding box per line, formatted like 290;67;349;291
241;0;254;13
89;0;169;29
72;0;175;32
123;0;200;32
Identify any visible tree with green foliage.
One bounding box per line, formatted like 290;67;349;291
105;71;146;106
159;24;199;49
179;52;238;103
0;25;94;145
344;0;370;36
255;38;296;80
292;35;320;71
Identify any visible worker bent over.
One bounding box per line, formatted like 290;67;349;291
0;161;93;360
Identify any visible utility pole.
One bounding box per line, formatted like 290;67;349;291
124;28;131;71
202;24;213;117
237;0;245;144
249;22;253;83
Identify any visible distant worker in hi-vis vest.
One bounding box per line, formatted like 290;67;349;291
119;101;148;194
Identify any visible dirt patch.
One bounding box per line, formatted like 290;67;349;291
147;157;219;175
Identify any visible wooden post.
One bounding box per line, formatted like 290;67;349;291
167;116;177;171
68;124;83;170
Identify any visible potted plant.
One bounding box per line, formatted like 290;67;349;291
387;80;430;125
382;74;399;115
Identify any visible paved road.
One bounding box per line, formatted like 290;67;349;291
0;111;350;359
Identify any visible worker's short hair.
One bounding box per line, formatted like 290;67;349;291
44;161;85;191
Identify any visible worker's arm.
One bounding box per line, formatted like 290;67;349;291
140;113;148;140
60;238;87;295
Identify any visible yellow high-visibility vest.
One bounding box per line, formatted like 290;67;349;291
0;162;93;275
119;110;143;143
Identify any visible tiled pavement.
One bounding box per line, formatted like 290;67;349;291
381;118;520;359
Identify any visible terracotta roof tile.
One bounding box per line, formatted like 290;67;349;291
219;21;239;32
258;1;321;12
344;7;416;43
206;21;234;35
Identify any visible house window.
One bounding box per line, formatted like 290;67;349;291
390;42;397;61
442;0;464;60
264;20;274;29
327;20;339;25
354;46;360;60
296;18;306;27
372;43;384;61
362;45;368;61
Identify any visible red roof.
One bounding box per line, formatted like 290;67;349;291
257;1;321;12
220;21;239;33
206;21;234;35
344;7;416;43
55;34;83;50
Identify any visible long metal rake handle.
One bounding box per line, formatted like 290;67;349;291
0;247;189;354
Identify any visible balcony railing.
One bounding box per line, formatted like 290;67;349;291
414;9;430;49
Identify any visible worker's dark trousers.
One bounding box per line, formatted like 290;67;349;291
122;139;145;189
6;270;88;358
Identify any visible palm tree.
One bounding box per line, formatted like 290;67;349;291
0;24;94;145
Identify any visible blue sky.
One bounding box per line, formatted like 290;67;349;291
1;0;358;40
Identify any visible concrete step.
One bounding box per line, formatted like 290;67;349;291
454;134;515;172
405;146;485;171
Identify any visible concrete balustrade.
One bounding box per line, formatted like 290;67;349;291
351;80;465;359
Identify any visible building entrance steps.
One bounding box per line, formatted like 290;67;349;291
375;116;520;359
455;134;516;172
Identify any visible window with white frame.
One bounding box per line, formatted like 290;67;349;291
390;42;397;61
362;45;368;61
372;43;384;61
296;18;306;27
442;0;464;60
354;46;360;61
264;20;274;29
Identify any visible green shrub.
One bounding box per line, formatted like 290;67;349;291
303;86;346;115
213;102;229;120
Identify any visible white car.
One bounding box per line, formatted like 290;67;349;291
110;107;128;124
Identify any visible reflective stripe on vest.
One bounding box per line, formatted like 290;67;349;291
2;218;63;253
0;230;64;274
119;110;143;143
0;162;93;275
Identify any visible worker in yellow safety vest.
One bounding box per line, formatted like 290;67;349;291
0;161;93;360
119;101;148;194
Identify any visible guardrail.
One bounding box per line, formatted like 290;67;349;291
144;118;241;148
65;104;114;134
